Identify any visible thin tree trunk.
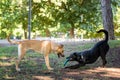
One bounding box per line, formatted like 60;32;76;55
100;0;115;40
24;30;27;39
45;28;51;37
23;23;27;39
70;26;74;38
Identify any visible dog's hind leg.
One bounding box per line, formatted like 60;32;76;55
100;53;107;67
101;57;107;67
16;46;26;71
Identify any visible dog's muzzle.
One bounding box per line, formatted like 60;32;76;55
57;53;65;58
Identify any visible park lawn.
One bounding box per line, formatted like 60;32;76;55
0;40;120;80
78;40;120;51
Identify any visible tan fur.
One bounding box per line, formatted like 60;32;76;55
7;35;64;71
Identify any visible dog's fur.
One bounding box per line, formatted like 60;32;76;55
7;35;64;71
64;29;109;69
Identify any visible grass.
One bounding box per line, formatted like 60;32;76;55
0;40;120;80
108;40;120;48
78;40;120;51
0;47;65;80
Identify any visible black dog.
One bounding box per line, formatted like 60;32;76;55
64;29;109;69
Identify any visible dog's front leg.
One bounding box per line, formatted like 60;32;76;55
16;59;21;71
65;62;85;69
44;55;53;70
16;47;26;71
64;64;81;69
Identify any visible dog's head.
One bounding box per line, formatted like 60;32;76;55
56;44;65;58
66;52;79;61
64;52;80;66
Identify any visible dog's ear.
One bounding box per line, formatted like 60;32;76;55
73;52;77;56
58;44;64;48
56;44;64;50
73;52;80;60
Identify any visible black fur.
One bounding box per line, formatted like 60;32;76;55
65;29;109;69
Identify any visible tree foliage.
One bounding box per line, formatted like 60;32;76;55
0;0;119;39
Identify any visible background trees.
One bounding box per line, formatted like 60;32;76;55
0;0;120;39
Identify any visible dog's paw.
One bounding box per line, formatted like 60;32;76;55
48;67;54;71
16;68;21;72
64;66;70;69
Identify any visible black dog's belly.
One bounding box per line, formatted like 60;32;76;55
84;56;99;64
81;51;100;64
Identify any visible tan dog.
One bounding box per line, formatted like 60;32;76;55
7;35;64;71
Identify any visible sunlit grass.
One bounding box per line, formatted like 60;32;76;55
78;40;120;51
0;46;17;54
108;40;120;48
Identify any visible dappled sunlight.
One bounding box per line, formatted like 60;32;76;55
0;56;8;60
33;76;54;80
0;62;13;67
65;67;120;79
0;57;14;67
4;75;15;80
65;71;80;75
86;67;120;78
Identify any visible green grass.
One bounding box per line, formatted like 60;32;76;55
78;40;120;51
0;46;65;80
0;40;120;80
108;40;120;48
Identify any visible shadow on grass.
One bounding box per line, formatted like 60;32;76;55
32;67;120;80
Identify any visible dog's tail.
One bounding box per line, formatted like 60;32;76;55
97;29;109;42
7;33;20;44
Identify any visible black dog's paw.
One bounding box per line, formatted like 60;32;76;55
64;64;81;69
64;66;70;69
64;67;74;69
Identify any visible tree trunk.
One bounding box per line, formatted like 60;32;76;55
23;23;27;39
45;28;51;37
100;0;115;40
69;26;74;38
24;30;27;39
